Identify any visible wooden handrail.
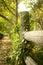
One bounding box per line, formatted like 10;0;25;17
23;30;43;46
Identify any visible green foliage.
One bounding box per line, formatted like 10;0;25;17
0;0;16;34
20;12;30;31
0;0;43;65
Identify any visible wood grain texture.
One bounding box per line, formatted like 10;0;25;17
23;30;43;46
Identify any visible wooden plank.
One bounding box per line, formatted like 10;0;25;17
23;30;43;46
25;56;37;65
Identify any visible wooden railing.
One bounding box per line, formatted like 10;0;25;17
23;30;43;46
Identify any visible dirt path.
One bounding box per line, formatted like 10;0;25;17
0;38;11;65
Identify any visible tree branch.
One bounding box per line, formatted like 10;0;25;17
10;6;16;11
2;0;16;16
0;14;13;25
16;0;18;24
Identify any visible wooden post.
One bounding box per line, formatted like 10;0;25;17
19;11;38;65
19;11;30;40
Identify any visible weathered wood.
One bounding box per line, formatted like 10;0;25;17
19;11;29;40
23;30;43;46
25;56;37;65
